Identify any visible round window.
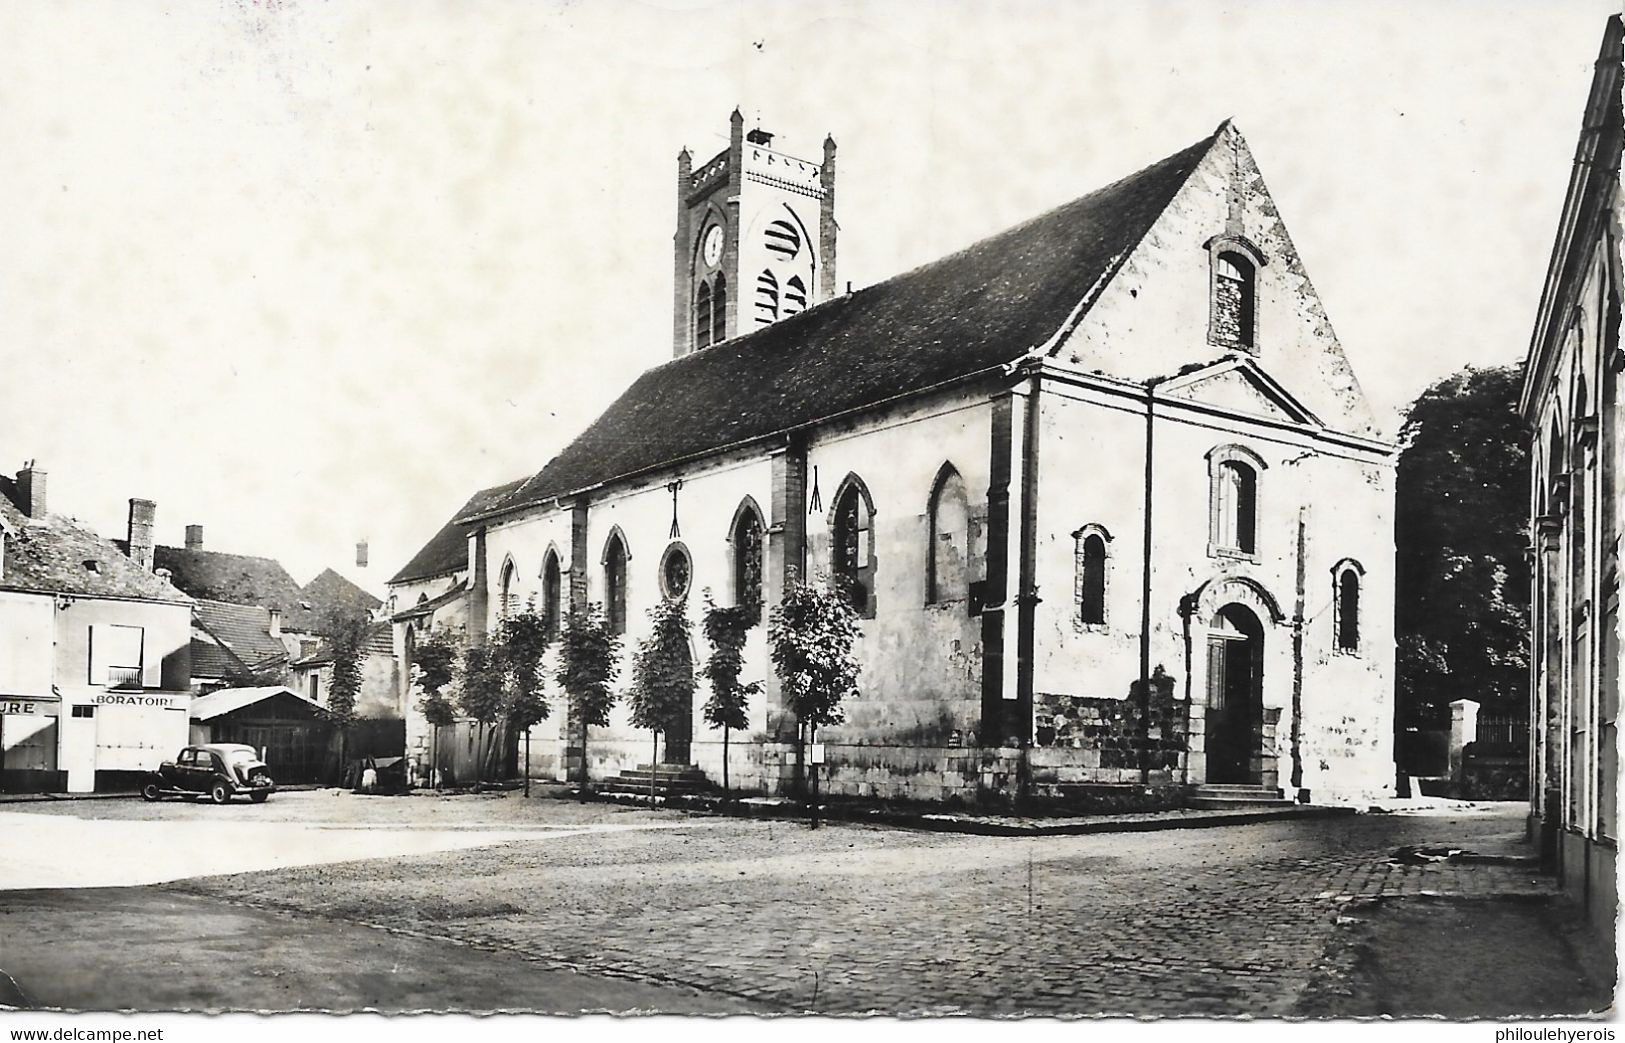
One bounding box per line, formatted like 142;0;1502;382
660;543;692;599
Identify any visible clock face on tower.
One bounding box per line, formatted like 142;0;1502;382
701;224;724;268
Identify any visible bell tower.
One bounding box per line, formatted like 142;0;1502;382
673;109;837;358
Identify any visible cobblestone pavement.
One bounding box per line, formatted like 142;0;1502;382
161;802;1562;1016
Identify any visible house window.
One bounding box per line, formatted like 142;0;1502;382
1208;447;1264;558
541;549;562;641
72;705;95;719
660;542;692;600
926;465;969;604
696;282;714;349
1074;525;1112;628
1332;560;1365;653
309;671;321;703
833;475;876;618
604;530;629;635
90;624;144;689
730;499;765;621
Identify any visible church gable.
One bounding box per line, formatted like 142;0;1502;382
1057;122;1383;440
1157;358;1322;427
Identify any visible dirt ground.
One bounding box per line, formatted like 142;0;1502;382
1295;896;1614;1018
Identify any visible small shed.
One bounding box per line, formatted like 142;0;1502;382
190;686;332;783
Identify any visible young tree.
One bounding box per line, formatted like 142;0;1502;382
457;642;506;787
1395;365;1531;733
321;612;369;782
628;596;696;803
497;600;553;795
413;627;461;787
701;591;760;800
769;574;860;799
555;604;620;793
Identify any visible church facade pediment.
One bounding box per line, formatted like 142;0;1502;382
1156;357;1323;428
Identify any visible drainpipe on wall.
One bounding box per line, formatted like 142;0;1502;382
1291;508;1307;801
1015;369;1043;801
1139;385;1157;786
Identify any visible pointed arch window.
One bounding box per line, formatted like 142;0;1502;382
832;475;877;618
695;282;714;350
712;273;727;343
541;548;562;641
1074;525;1112;628
1208;445;1264;559
603;530;629;636
498;558;518;620
729;499;765;622
1332;559;1364;654
783;275;808;317
926;465;969;605
755;269;779;325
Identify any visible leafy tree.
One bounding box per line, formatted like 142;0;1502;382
1395;365;1531;731
413;627;461;787
701;591;760;800
629;596;696;801
457;642;507;786
497;600;554;793
769;574;860;797
320;611;369;779
555;603;620;792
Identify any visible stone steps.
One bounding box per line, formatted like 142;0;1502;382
597;764;712;797
1187;783;1294;809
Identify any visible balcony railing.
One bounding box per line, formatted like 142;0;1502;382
106;666;143;690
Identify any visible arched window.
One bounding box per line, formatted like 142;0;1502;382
498;558;518;620
765;218;802;260
755;269;779;325
695;282;714;350
729;499;765;621
783;275;808;317
603;530;629;636
1207;238;1264;350
1333;560;1364;653
832;475;876;617
712;273;727;343
1074;525;1112;627
1208;446;1264;557
541;548;562;641
926;465;969;604
660;542;692;600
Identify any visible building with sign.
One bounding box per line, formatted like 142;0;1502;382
394;115;1397;804
0;466;193;792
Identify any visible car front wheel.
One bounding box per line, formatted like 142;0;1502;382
140;781;162;802
209;781;231;805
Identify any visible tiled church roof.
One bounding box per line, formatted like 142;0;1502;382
389;478;528;585
478;128;1220;520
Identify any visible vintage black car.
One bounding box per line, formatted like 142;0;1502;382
141;743;276;804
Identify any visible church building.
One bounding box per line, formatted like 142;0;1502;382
394;112;1397;804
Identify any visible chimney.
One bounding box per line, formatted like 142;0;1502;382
185;524;204;551
126;499;156;571
268;608;282;638
15;463;46;518
746;127;774;147
356;540;369;569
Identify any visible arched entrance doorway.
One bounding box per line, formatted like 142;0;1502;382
1206;604;1264;784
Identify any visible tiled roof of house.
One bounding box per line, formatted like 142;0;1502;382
0;476;190;604
477;129;1218;519
149;544;320;632
291;620;394;667
391;581;468;622
389;479;528;585
303;567;382;620
191;599;290;681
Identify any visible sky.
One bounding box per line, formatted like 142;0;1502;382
0;0;1618;595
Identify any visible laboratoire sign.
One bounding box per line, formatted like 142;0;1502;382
0;692;185;714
